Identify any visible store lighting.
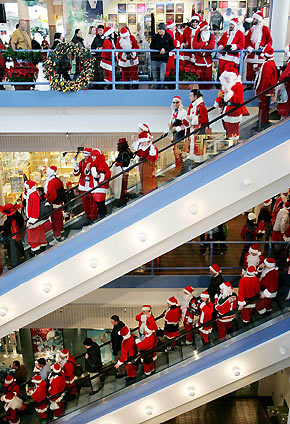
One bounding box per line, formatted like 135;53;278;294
145;407;153;416
279;346;287;355
233;367;240;377
189;205;198;215
89;259;98;269
0;308;7;317
43;284;52;294
139;233;147;242
187;387;195;397
243;178;252;187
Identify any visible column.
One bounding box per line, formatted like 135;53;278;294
270;0;290;67
16;0;30;31
47;0;57;44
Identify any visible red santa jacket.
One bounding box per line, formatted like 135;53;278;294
116;34;139;67
26;190;47;228
135;313;158;339
31;380;48;414
48;374;66;403
136;333;157;353
45;177;64;205
197;301;213;333
62;354;76;384
101;38;114;70
216;82;249;122
245;25;272;64
255;58;277;95
243;252;264;273
164;305;181;333
118;335;137;365
181;26;200;62
192;30;215;67
215;293;237;322
272;195;288;223
4;382;21;398
218;29;245;64
278;62;290;117
91;155;111;194
260;269;278;298
73;158;93;191
238;275;261;306
4;406;20;423
136;144;158;163
183;97;208;129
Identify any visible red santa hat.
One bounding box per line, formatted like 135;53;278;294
120;26;130;38
104;26;115;38
172;95;181;103
263;199;272;207
199;21;209;31
138;123;152;138
167;20;176;29
119;325;131;340
60;349;69;359
32;374;43;384
252;10;264;22
167;296;178;305
285;44;290;59
0;203;21;216
209;264;221;274
264;258;277;268
46;165;57;177
229;17;239;27
52;363;62;373
2;392;16;403
249;243;260;255
141;305;152;311
138;131;151;143
24;179;36;191
261;44;274;59
200;291;210;299
191;13;200;22
4;375;14;385
91;148;102;158
224;63;239;76
117;137;128;145
83;147;92;156
183;285;194;295
284;201;290;210
246;266;257;276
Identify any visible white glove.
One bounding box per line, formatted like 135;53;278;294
218;45;224;51
73;162;79;172
247;46;254;53
187;318;193;324
149;144;157;156
141;314;147;323
135;338;141;344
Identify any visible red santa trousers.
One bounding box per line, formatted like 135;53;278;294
258;95;271;125
121;66;139;82
66;380;77;395
196;65;212;89
27;223;47;252
216;320;232;340
241;306;255;323
222;120;240;138
246;62;262;82
199;330;210;344
125;363;137;378
219;59;239;75
103;69;112;82
120;173;129;203
52;401;63;418
256;297;273;314
166;55;175;77
92;193;106;203
51;208;64;239
271;230;283;241
142;359;155;375
36;410;48;420
184;323;193;343
81;191;98;221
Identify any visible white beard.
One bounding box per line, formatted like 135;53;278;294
180;293;191;320
261;267;273;280
251;24;262;48
59;358;67;368
201;30;210;42
119;36;132;50
220;72;241;91
5;396;23;411
246;254;260;268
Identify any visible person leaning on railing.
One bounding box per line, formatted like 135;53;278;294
192;21;215;89
116;26;139;85
11;19;32;50
150;22;174;90
217;17;245;75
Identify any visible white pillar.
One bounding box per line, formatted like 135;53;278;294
270;0;290;67
47;0;56;44
17;0;30;32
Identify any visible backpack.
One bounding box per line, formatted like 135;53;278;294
39;198;53;220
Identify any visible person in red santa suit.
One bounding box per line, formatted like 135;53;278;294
3;376;21;398
245;10;273;81
100;27;115;83
24;180;49;255
59;349;77;397
272;192;289;224
136;320;157;376
192;20;215;88
242;243;264;276
182;287;198;345
1;392;23;424
135;305;158;340
132;128;158;195
238;266;261;324
168;95;187;143
183;88;209;162
164;296;181;351
116;26;139;84
256;258;278;315
115;326;138;382
180;14;200;70
254;44;277;130
217;17;245;75
48;363;66;418
215;65;249;144
44;166;64;243
91;150;111;219
271;202;290;242
73;148;98;223
165;20;180;77
28;375;49;423
215;282;237;340
196;291;213;345
277;45;290;118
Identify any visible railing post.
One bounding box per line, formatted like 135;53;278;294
175;50;179;90
209;242;213;265
239;49;244;82
269;241;272;257
112;50;116;90
151;259;155;275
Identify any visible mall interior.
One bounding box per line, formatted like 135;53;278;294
0;0;290;423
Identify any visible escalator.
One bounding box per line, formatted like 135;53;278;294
0;83;289;337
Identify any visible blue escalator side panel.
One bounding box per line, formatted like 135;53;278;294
0;119;289;295
59;316;290;423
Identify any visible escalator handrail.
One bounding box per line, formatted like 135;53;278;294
0;79;285;247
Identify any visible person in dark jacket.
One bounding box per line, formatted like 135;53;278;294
207;264;224;302
150;22;174;89
91;25;105;50
110;315;125;378
258;199;273;242
71;29;84;46
115;138;133;205
91;25;105;86
12;361;28;385
51;32;64;49
0;203;25;269
239;213;264;267
83;338;102;395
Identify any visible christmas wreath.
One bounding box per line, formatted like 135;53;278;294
43;42;95;92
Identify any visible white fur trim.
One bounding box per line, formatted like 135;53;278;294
104;27;115;38
223;115;242;123
263;289;277;298
253;12;263;22
224;90;234;102
100;61;112;71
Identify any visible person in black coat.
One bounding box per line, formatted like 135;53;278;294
207;264;224;302
115;138;133;205
150;22;174;89
51;32;64;49
110;315;125;378
83;338;102;395
0;203;25;269
91;25;105;86
71;29;84;46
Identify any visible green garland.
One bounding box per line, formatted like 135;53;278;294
43;42;95;92
2;47;42;63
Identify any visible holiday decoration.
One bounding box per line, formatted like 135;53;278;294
5;62;38;83
44;42;95;92
22;0;38;6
